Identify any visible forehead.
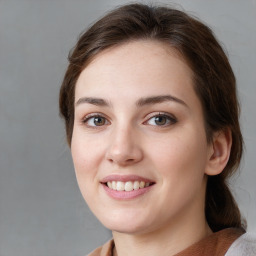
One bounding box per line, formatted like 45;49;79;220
85;40;187;73
75;40;196;105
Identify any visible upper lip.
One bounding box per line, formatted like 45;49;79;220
100;174;155;183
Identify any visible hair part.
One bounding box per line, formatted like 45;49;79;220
59;3;246;232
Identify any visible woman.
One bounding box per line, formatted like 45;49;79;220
59;3;255;256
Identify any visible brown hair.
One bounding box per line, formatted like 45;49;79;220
59;3;245;232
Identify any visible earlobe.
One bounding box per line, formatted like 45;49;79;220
205;128;232;176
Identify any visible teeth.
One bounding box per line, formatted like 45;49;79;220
112;181;116;190
106;180;152;191
116;181;125;191
107;181;112;189
124;181;133;191
134;181;140;190
139;181;145;189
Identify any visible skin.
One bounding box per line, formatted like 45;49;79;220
71;40;231;256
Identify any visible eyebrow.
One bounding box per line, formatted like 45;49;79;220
75;95;188;108
75;97;110;107
136;95;188;108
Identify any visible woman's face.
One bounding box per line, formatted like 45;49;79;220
71;40;213;235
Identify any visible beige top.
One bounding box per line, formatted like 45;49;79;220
86;228;245;256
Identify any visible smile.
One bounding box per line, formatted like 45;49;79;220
101;175;155;199
106;181;152;191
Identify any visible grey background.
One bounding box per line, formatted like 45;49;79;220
0;0;255;255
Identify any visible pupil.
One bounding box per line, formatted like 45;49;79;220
94;117;105;126
155;116;166;125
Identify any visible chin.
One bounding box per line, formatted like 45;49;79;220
106;222;148;235
97;211;155;235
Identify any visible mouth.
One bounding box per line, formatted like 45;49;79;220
103;180;155;191
100;175;155;198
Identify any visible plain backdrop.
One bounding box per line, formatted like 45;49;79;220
0;0;255;255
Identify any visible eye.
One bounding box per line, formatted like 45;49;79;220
146;113;177;126
82;115;109;127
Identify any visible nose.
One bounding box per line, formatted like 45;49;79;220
105;125;143;166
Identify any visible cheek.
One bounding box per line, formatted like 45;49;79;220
71;138;100;208
149;129;208;184
148;132;208;215
71;132;103;187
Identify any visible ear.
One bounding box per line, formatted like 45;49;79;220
205;128;232;176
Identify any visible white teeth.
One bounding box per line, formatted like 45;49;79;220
112;181;116;190
133;181;140;190
106;180;152;191
125;181;133;191
116;181;125;191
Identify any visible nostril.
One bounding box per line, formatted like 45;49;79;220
105;142;143;165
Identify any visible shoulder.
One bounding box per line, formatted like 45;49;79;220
225;232;256;256
86;240;114;256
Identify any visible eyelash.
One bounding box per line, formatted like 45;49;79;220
81;113;110;128
81;112;177;128
144;112;177;127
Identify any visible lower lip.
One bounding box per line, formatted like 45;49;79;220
102;184;154;200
